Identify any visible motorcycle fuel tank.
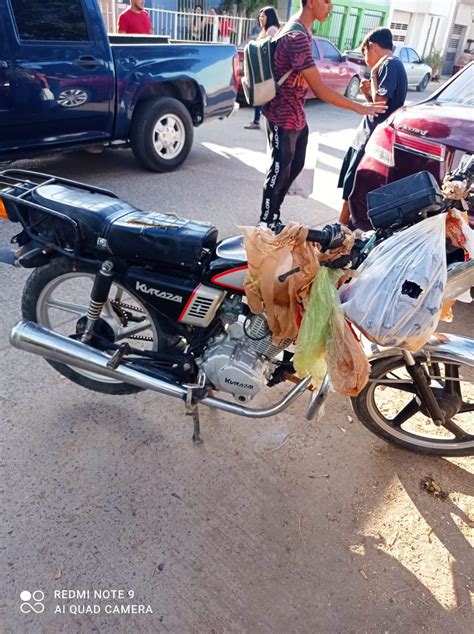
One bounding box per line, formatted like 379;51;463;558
205;236;247;293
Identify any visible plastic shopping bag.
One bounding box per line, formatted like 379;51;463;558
340;214;448;351
242;223;319;343
294;268;369;394
294;267;338;384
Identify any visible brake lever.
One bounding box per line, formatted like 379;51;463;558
278;266;301;283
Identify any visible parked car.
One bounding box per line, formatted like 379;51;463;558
348;62;474;230
237;36;363;102
345;45;432;91
0;0;239;171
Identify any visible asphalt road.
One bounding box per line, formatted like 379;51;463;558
1;85;473;633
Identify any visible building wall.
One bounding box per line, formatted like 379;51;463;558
388;0;474;59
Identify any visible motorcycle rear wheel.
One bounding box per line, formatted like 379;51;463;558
22;258;163;395
352;354;474;456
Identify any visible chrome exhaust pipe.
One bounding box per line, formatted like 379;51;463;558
10;320;187;398
9;321;311;418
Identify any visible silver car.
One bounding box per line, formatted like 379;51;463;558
394;46;432;91
345;45;432;91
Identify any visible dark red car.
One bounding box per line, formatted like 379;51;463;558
349;62;474;230
238;36;363;102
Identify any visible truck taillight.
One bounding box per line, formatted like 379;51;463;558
232;54;240;94
394;130;445;161
365;123;396;167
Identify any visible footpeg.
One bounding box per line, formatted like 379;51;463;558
106;343;132;370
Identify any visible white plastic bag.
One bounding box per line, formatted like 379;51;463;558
340;214;448;351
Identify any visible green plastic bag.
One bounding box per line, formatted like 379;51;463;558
294;268;341;385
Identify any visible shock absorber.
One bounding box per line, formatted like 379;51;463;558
81;260;115;343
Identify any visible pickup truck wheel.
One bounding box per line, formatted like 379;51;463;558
130;97;194;172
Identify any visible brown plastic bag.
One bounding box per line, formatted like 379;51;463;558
327;310;370;397
242;223;319;343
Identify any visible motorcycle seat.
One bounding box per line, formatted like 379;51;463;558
31;184;137;240
31;184;218;269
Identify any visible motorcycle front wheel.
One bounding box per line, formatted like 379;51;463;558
22;258;164;395
352;354;474;456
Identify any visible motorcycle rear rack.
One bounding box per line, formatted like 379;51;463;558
0;169;119;258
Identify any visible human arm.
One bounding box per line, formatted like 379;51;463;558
301;66;387;116
117;13;127;34
369;57;397;104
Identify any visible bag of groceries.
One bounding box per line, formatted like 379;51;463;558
340;214;449;351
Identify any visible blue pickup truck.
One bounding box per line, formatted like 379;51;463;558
0;0;238;171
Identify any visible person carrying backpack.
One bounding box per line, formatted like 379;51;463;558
244;6;281;130
259;0;387;229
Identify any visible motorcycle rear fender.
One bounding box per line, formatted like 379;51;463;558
0;240;54;268
367;333;474;369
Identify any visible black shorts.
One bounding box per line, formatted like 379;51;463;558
338;145;366;201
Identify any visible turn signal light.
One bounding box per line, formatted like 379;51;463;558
0;199;8;220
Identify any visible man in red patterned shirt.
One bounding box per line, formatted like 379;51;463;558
260;0;387;228
118;0;152;35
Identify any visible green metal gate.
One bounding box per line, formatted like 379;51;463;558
312;1;389;52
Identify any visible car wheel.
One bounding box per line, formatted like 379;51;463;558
344;76;360;100
130;97;194;172
417;74;430;92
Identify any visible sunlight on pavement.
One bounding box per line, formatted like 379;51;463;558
201;142;268;173
360;472;473;611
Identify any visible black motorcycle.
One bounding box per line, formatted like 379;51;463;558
0;164;473;456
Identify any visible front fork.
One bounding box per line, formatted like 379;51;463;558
401;349;446;425
81;260;115;344
305;350;447;425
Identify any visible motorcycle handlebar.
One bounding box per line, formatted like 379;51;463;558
306;228;328;246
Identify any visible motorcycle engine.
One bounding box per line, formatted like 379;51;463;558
199;314;291;402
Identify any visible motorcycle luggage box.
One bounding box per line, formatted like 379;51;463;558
106;210;218;270
367;171;444;231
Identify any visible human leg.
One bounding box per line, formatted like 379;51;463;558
260;122;298;227
244;106;262;129
276;125;309;207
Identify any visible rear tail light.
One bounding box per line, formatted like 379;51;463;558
394;130;445;161
232;54;240;94
365;123;396;167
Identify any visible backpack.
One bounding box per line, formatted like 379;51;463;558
241;22;307;107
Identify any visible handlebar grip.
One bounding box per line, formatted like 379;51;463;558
306;228;329;248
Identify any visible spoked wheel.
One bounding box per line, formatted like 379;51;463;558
22;258;163;394
352;354;474;456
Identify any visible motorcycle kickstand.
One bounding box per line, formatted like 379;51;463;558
187;405;202;445
184;373;206;444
